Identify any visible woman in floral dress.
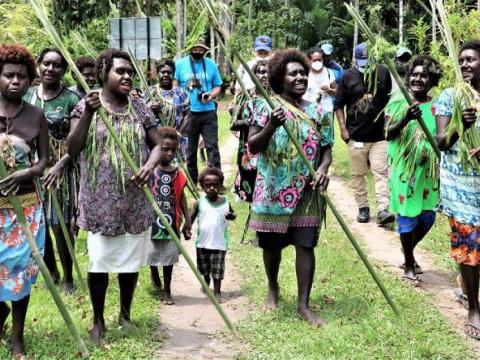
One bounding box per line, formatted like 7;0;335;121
0;44;49;358
248;49;333;326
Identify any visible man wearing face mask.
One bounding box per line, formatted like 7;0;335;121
391;47;413;93
334;42;394;226
233;35;273;94
173;39;223;184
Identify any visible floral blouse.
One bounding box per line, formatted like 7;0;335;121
249;98;334;217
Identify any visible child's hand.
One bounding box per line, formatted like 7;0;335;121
225;212;236;220
182;222;192;240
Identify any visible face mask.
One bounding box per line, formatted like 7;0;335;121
311;61;323;71
358;66;366;73
255;55;268;61
191;52;204;60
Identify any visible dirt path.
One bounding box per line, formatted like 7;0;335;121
328;175;480;355
156;135;248;359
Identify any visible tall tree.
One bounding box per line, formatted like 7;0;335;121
176;0;184;57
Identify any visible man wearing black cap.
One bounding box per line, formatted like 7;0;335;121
174;39;223;184
334;43;395;226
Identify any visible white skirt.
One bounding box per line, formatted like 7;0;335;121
87;228;151;273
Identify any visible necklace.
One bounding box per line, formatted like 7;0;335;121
99;91;132;116
0;96;23;134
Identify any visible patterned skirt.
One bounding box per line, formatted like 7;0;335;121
449;217;480;266
0;202;46;301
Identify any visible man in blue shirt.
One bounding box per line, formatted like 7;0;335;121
321;43;344;82
174;39;223;183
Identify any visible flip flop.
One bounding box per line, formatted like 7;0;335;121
453;288;469;310
464;323;480;340
399;262;423;274
402;274;422;287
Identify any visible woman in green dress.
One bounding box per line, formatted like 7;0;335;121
385;55;442;285
23;48;80;293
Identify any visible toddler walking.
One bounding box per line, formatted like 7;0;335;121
191;167;236;302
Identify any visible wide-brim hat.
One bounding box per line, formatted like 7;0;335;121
192;38;210;51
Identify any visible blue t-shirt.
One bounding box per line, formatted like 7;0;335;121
174;55;223;112
327;61;344;82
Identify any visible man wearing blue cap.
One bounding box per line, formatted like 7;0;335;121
334;42;395;226
234;35;273;93
392;46;413;93
321;43;344;82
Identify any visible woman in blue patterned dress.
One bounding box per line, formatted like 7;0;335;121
0;44;49;358
436;40;480;339
248;49;333;326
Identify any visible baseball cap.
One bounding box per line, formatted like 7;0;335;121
192;38;209;51
254;36;273;52
396;46;412;59
321;43;333;56
354;43;369;67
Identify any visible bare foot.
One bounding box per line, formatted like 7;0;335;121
11;337;25;358
0;304;10;338
89;320;106;346
297;306;326;328
162;291;175;305
215;292;226;304
262;286;279;311
62;281;75;295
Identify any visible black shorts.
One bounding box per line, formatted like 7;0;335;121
196;248;226;280
257;227;319;251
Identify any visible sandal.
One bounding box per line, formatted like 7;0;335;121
464;323;480;340
399;262;423;274
402;274;422;287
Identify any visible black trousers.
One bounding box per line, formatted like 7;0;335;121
186;110;221;183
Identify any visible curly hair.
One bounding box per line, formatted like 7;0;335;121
159;126;179;142
74;56;95;72
156;58;175;74
95;48;133;86
406;55;443;88
37;47;68;71
460;40;480;57
198;166;226;193
268;49;309;94
0;44;36;81
252;59;267;74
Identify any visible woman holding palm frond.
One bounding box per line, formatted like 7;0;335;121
385;55;442;287
436;40;480;340
248;49;333;327
67;48;162;345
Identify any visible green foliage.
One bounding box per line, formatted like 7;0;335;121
408;16;430;54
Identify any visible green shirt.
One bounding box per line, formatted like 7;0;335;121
386;93;439;217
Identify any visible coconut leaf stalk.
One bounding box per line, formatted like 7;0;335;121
0;159;89;357
30;0;236;334
345;3;441;159
430;0;480;171
127;48;199;199
71;31;97;58
49;188;87;293
198;0;400;316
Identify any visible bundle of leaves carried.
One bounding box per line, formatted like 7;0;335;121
431;0;480;171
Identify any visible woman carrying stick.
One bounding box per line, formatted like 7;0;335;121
66;48;161;344
231;59;268;203
0;43;49;358
385;55;442;286
24;48;80;294
248;49;333;326
436;40;480;340
148;58;189;155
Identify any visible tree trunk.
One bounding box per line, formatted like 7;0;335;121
398;0;403;44
353;0;359;61
431;4;436;43
183;0;187;49
176;0;184;58
248;0;253;33
146;0;152;16
210;27;216;61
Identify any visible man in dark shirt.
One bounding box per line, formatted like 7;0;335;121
334;43;394;226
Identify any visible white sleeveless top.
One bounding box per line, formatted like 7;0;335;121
195;196;230;251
